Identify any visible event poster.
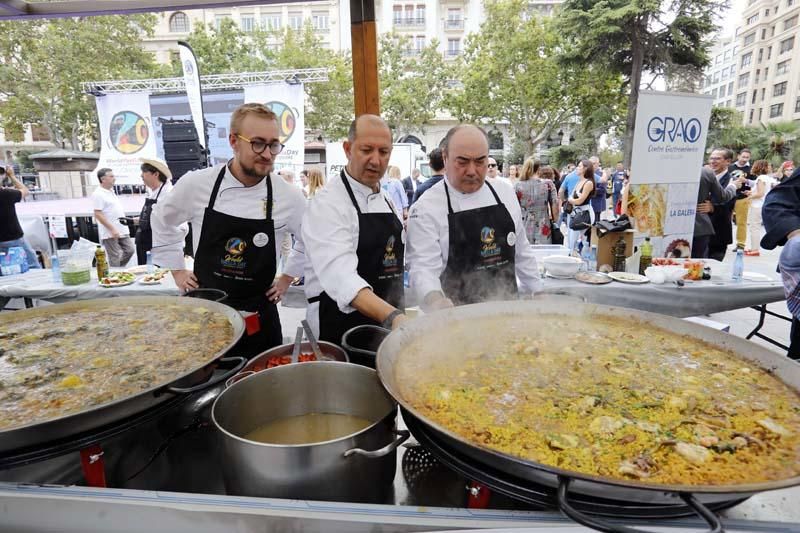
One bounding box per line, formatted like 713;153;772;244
93;92;159;185
178;41;206;149
627;91;713;257
243;83;305;175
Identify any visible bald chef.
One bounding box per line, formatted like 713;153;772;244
303;115;406;343
406;125;541;310
151;103;307;353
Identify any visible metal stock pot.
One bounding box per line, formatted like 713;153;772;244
211;361;408;503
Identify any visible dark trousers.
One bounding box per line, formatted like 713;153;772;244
692;235;710;259
232;299;283;358
788;317;800;360
708;243;727;262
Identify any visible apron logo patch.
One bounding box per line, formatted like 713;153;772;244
480;226;501;259
383;235;399;271
507;231;517;246
253;232;270;247
222;237;247;271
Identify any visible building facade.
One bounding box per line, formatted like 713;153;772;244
701;35;740;109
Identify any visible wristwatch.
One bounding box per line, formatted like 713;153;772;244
382;309;404;329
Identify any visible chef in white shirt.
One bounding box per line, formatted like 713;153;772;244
406;124;541;311
302;115;406;343
151;103;306;352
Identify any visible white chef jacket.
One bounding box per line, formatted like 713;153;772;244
150;163;306;278
302;170;402;336
91;187;129;240
406;176;542;303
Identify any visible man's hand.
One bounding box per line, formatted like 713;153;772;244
423;291;455;312
111;231;121;239
390;312;408;330
266;274;293;304
172;269;199;292
734;176;746;188
697;200;713;214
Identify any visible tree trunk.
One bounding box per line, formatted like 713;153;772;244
623;15;647;169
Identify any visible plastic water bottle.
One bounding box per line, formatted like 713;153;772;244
581;243;593;271
732;247;744;282
588;246;597;272
51;254;61;283
146;251;154;273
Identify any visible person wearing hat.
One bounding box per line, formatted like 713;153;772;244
132;158;173;265
0;162;40;268
760;164;800;360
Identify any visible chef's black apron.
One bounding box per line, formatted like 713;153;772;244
135;183;165;265
310;172;405;345
441;180;518;306
193;165;282;354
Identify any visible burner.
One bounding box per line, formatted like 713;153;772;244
404;414;747;520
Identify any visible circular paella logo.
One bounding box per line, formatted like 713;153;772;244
480;226;495;244
225;237;247;256
109;111;149;155
264;101;296;144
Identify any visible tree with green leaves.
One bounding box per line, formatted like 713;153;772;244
0;15;167;150
378;32;449;137
446;0;625;157
556;0;726;166
173;18;268;75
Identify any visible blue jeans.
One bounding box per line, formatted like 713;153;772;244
0;237;41;269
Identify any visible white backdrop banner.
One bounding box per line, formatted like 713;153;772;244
627;91;714;257
324;142;347;182
243;83;305;174
178;41;206;149
94;92;158;185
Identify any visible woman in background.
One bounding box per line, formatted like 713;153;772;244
515;158;557;245
746;160;777;257
306;168;325;198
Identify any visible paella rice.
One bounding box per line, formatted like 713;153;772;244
396;315;800;486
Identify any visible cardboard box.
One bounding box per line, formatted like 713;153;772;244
591;228;635;270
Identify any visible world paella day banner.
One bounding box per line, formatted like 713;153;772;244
627;91;714;257
93;92;159;185
243;83;305;176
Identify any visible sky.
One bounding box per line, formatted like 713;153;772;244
720;0;747;37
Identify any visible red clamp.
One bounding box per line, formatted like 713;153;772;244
79;444;107;488
243;311;261;335
466;481;491;508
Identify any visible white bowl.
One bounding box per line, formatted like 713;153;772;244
543;255;583;278
645;265;688;284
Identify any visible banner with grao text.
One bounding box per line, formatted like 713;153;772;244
93;92;158;185
627;91;713;257
243;83;305;175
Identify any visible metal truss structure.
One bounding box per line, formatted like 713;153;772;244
82;68;329;96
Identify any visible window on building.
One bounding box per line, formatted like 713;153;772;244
312;12;329;30
722;67;729;80
728;81;735;94
447;38;461;57
766;8;770;16
795;97;800;113
415;4;425;24
744;32;756;46
712;88;718;98
749;109;754;123
759;107;763;120
214;14;229;30
772;25;776;36
747;13;759;24
713;70;720;83
446;8;463;28
736;92;747;106
770;103;784;117
777;59;791;74
739;72;750;87
785;15;798;29
741;52;752;67
724;49;731;60
715;54;722;64
262;13;281;30
725;100;732;108
774;81;788;96
289;12;303;30
730;64;737;76
789;0;796;7
755;68;760;83
752;89;758;104
767;45;772;59
761;28;767;39
762;87;766;101
757;48;763;62
415;35;425;50
169;11;190;33
404;5;413;23
780;36;794;54
392;5;402;24
765;66;769;77
240;14;255;32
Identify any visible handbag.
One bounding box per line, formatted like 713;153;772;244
568;208;592;230
547;185;564;245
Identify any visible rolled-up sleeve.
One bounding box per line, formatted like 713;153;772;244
151;180;192;270
407;203;445;301
302;198;369;313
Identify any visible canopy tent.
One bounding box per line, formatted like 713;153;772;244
0;0;380;115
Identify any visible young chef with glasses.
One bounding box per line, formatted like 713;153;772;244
151;103;307;354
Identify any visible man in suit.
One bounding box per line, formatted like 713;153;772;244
706;148;736;262
402;169;422;206
693;166;743;258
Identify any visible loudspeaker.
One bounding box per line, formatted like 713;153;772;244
164;140;204;161
167;159;207;183
162;122;200;142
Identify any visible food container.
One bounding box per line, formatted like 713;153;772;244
644;265;688;284
212;362;407;503
60;267;92;285
531;244;570;270
226;340;349;386
542;255;583;278
57;249;94;285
